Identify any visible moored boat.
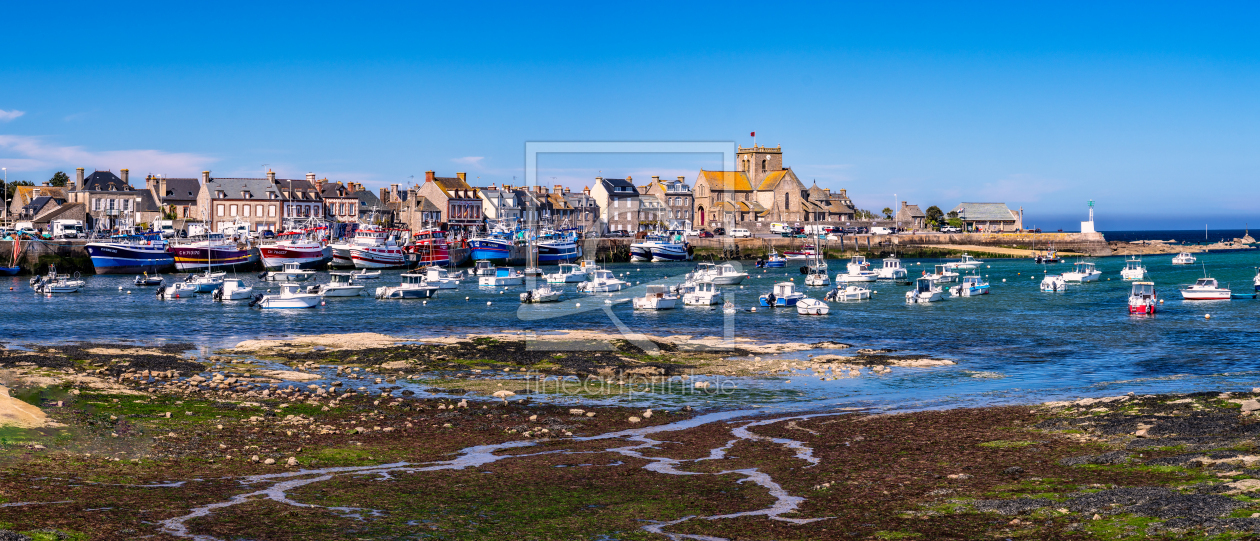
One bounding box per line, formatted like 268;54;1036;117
759;281;805;307
375;273;438;299
251;282;321;308
329;225;389;268
633;284;679;310
520;283;562;303
1180;277;1231;300
681;281;722;305
949;274;990;297
258;234;331;270
213;279;254;301
1062;261;1101;283
1172;251;1196;265
875;257;907;280
795;297;829;315
1128;281;1157;314
905;277;944;304
944;253;982;270
1040;274;1067;292
576;269;627;292
406;228;452;267
315;272;366;297
1120;257;1147;280
170;233;256;271
545;262;588;284
824;285;871;302
480;267;526;287
86;234;175;274
351;237;406;269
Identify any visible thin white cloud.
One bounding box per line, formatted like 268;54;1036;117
452;156;485;166
0;110;25;122
0;134;214;175
978;174;1065;203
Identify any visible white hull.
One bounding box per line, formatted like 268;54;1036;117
577;280;626;292
633;297;678;310
795;298;829;315
1062;272;1101;283
805;275;831;287
351;247;406;269
708;274;746;285
837;272;877;283
329;245;355;267
876;268;907;280
683;291;722;305
1041;277;1067;292
1181;290;1231;300
480;275;525;286
546;274;587;284
319;285;365;297
906;290;944;303
265;271;315;282
352;270;381;280
825;286;870;302
375;286;437;299
258;296;320;309
520;289;562;303
1120;269;1147;280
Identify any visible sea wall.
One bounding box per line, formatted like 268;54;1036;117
0;239;94;275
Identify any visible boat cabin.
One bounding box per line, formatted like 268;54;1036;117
1125;259;1143;271
494;267;518;278
282;262;304;272
400;273;427;285
279;283;302;295
329;272;354;284
1073;262;1096;274
961;275;984;287
424;266;451;279
695;281;717;294
556;263;579;274
644;285;669;297
849;255;867;267
882;258;902;270
915;277;935;293
693;262;716;273
1194;278;1219;289
1131;281;1155;299
590;269;615;281
772;281;798;297
475;260;494;273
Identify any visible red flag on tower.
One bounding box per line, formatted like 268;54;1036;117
750;132;755;137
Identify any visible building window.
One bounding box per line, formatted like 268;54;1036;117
217;204;225;217
242;205;250;217
269;205;276;217
230;204;238;217
256;204;263;217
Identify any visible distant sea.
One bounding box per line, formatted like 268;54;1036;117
1101;229;1254;244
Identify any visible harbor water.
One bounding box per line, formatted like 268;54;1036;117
4;250;1260;412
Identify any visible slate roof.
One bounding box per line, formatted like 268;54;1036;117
204;178;285;201
354;189;382;210
274;179;323;201
160;178;200;204
34;202;85;224
598;177;637;194
696;170;753;191
82;171;130;191
950;202;1018;222
22;196;63;216
432;176;478;199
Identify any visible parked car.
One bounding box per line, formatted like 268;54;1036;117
698;230;714;238
870;226;893;235
606;230;630;238
939;226;962;233
730;228;752;238
712;227;726;236
261;230;277;239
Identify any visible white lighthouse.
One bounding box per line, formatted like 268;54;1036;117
1081;200;1096;234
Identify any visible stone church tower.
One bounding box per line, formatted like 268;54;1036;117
737;145;783;187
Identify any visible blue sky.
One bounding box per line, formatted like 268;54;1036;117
2;1;1259;230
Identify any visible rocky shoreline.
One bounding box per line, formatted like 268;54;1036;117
4;337;1260;540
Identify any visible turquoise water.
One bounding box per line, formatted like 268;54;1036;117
4;251;1259;411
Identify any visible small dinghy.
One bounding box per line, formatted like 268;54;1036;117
795;297;829;315
134;273;163;286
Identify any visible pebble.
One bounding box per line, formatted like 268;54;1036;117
628;416;641;423
264;458;276;465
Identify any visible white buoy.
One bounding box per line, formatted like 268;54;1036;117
423;300;427;305
1002;278;1006;282
487;301;492;306
466;296;470;300
1205;314;1211;319
118;286;123;290
575;303;580;308
127;291;132;294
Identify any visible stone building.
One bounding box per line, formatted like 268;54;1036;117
318;180;362;223
950;202;1023;232
478;184;522;222
66;168;162;230
565;186;600;234
145;175;201;221
590;177;639;233
415;171;482;232
273;173;325;228
895;201;927;230
640;176;693;230
9;184;67;221
693;145;863;230
197;174;287;233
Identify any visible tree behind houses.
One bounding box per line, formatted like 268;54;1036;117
881;207;894;219
49;171;70;187
925;205;944;226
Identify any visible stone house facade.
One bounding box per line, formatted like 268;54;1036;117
415;171;482;232
640;176;693;230
66;168;162;229
590;177;639;233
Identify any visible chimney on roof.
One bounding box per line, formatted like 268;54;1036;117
41;181;50;187
76;168;84;187
267;170;276;183
502;184;511;192
677;176;685;182
121;169;129;186
306;172;316;183
390;184;400;202
456;172;466;182
425;171;435;183
201;171;210;184
626;175;632;181
901;201;907;208
563;187;570;195
488;183;496;190
553;184;562;194
583;186;590;196
651;175;660;182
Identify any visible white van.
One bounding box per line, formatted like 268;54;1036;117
803;225;834;235
870;226;894;235
730;228;752;238
769;223;790;234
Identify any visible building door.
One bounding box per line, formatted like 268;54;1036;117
698;206;705;226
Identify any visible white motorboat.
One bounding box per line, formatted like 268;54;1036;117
705;263;748;285
479;267;526;287
824;285;870;302
686;262;717;282
1180;277;1231;300
1172;251;1196;265
836;269;877;283
263;262;316;282
133;273;163;286
1040;274;1067;292
845;256;870;275
35;275;86;294
1062;261;1101;283
156;281;198;299
375;273;438;299
520;283;562;303
1254;268;1260;292
633;284;679;310
213;278;254;301
252;283;321;309
795;297;829;315
352;269;381;281
1120;257;1147;280
474;260;497;276
1128;281;1157;314
949;274;990;297
944;253;983;270
184;271;225;293
759;281;805;307
924;264;958;283
804;266;831;287
905;277;945;304
682;281;723;306
314;272;365;297
576;269;627;292
421;266;460;289
875;257;907;280
545;263;588;284
722;301;737;315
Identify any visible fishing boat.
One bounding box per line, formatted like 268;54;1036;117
924;264;958;283
783;246;817;260
251;283;321;309
763;250;787;268
352;269;381;281
944;253;983;270
633;284;679;310
1120;257;1147;280
795;297;829;315
649;231;691;262
406;228;452;267
421;266;460;289
375;273;438;299
630;232;664;262
182;271;225;293
824;285;871;302
682;281;723;306
545;262;588;284
474;260;496;276
1180;277;1231;300
759;281;805;307
520;283;562;303
480;267;526;287
1172;251;1196;265
170;233;256;271
85;234;175;274
875;257;908;280
133;273;163;286
212;279;255;301
1128;281;1157;314
351;236;406;269
1034;246;1061;264
467;221;518;262
258;234;331;270
837;255;877;282
1040;273;1067;292
536;229;581;263
905;277;945;304
1062;261;1102;283
949;274;990;297
576;269;627;292
313;272;365;297
262;262;316;282
803;246;830;286
33;272;86;294
328;225;389;268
